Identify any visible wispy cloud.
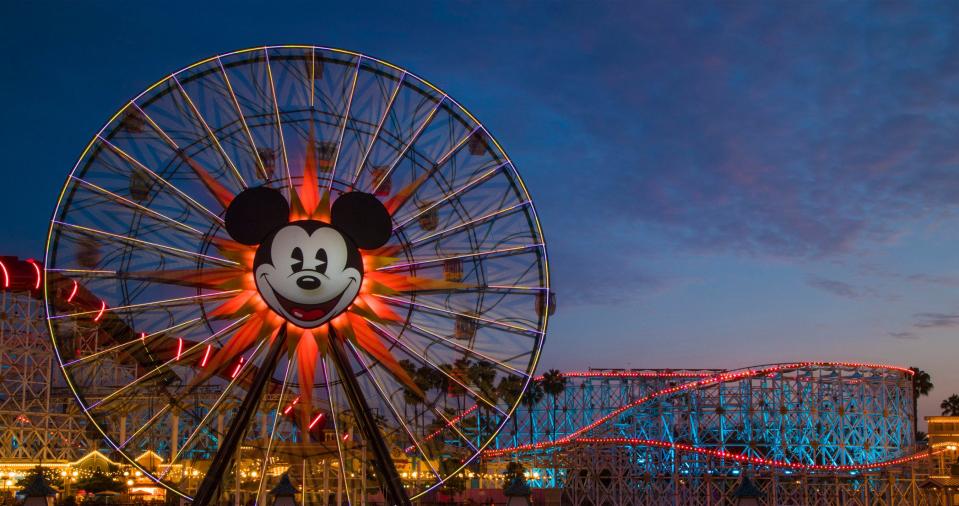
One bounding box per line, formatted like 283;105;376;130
806;276;862;299
888;331;919;340
914;312;959;329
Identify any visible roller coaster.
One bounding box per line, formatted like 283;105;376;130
417;364;946;505
1;255;952;504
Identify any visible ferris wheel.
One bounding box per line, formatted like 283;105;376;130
43;46;549;503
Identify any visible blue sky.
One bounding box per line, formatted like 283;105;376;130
3;1;958;421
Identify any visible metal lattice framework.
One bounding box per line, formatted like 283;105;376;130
0;257;94;463
410;363;936;505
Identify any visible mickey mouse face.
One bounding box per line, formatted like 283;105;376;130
225;187;391;329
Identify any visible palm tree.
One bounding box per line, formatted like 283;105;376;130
399;360;423;430
911;367;934;439
941;394;959;416
467;360;498;402
540;369;568;441
497;375;525;444
522;380;545;443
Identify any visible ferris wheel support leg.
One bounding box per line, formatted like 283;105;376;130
191;324;290;506
328;327;412;506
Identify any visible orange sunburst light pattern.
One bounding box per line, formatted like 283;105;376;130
170;137;460;419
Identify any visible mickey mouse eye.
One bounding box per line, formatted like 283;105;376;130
291;247;304;273
315;249;327;275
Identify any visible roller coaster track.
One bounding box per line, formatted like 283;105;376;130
416;362;929;472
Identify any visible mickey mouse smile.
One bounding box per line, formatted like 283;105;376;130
263;276;356;322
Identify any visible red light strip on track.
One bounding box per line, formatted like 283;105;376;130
93;300;107;322
485;361;915;458
26;259;40;290
67;280;78;302
200;345;212;367
487;437;938;472
230;358;245;379
175;338;184;361
0;260;8;288
283;397;300;415
538;370;716;381
405;404;478;453
309;412;325;430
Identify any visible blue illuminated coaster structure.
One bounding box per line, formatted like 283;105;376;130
43;46;550;503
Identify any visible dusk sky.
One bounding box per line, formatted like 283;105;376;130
3;1;958;423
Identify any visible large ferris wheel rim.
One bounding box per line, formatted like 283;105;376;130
42;44;551;500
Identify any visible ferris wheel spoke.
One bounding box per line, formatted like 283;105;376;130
62;317;203;368
375;294;540;337
53;221;237;268
50;291;240;320
264;49;291;189
310;48;315;108
351;73;406;185
377;243;544;273
402;320;529;378
363;318;505;417
344;340;441;480
320;356;353;506
119;404;173;450
216;57;268;180
371;98;446;195
327;57;362;195
46;267;116;277
171;75;247;190
408;200;531;246
69;176;205;237
255;356;294;504
95;134;224;225
160;339;269;480
392;161;508;231
83;316;249;410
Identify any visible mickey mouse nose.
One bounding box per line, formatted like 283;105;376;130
296;275;321;290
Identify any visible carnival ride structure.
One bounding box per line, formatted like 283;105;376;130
42;45;550;503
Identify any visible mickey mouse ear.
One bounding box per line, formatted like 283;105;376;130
224;186;289;245
331;192;392;250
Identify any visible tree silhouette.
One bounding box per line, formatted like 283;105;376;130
941;394;959;416
522;381;545;442
497;375;525;443
540;369;568;441
911;367;934;440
